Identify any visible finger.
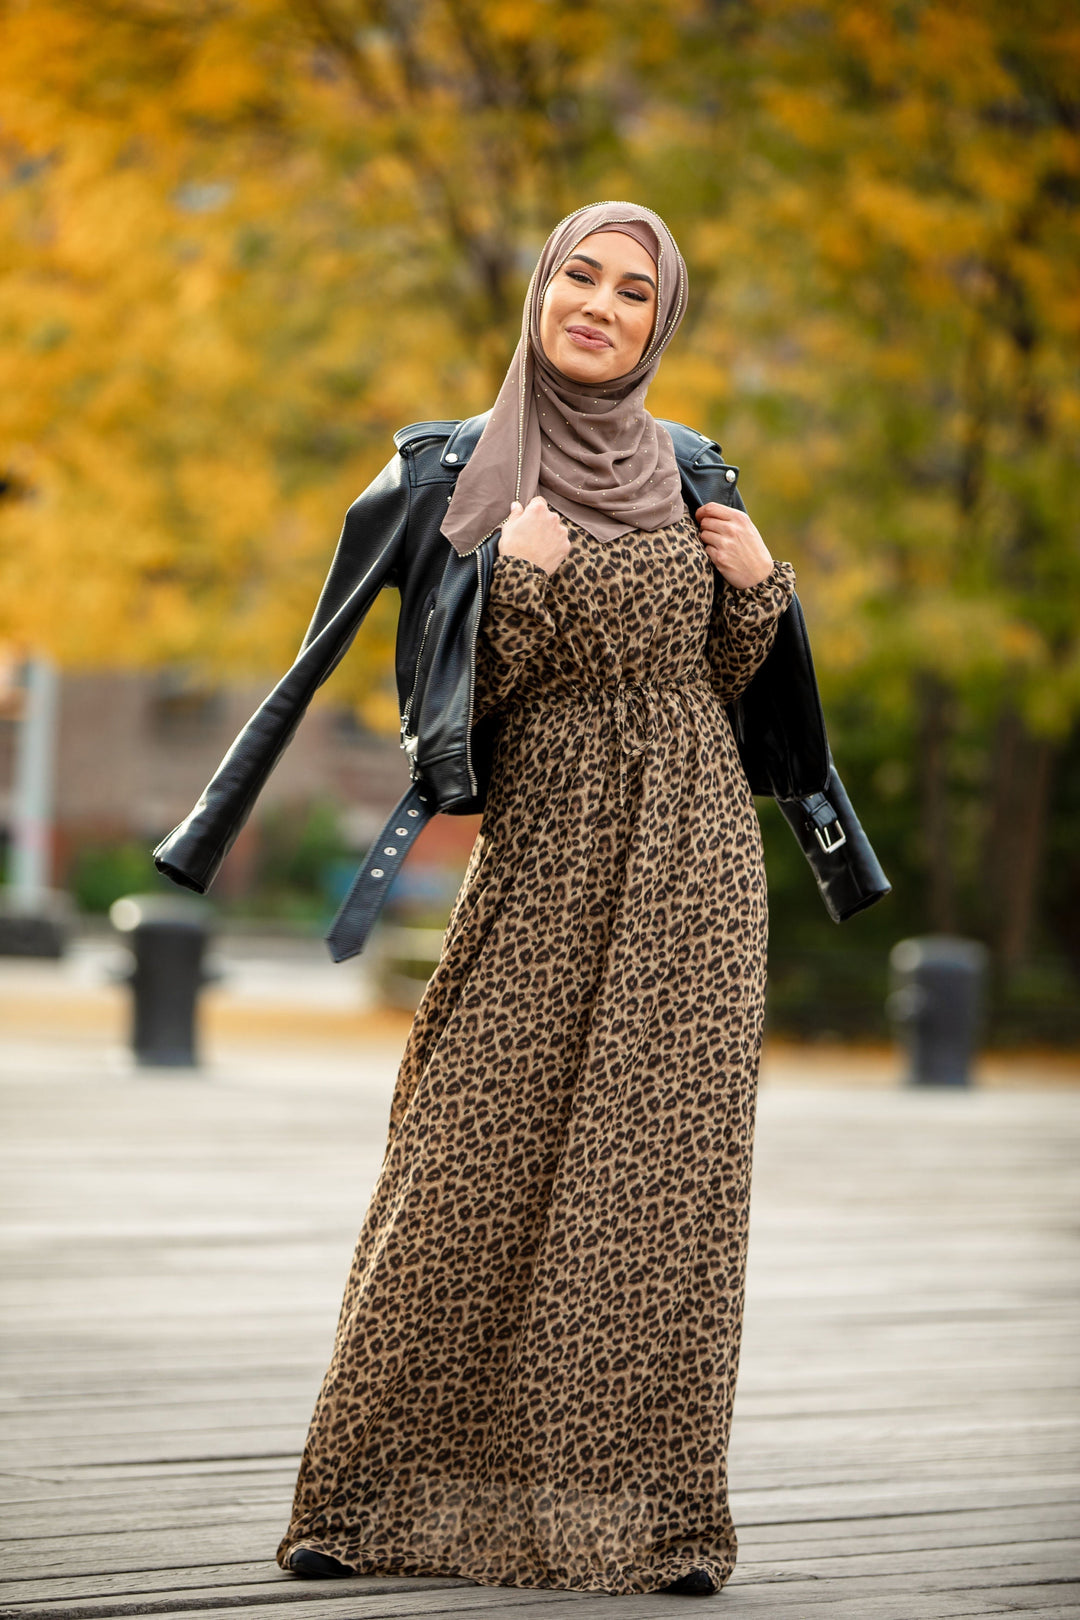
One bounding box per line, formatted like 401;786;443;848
509;501;523;514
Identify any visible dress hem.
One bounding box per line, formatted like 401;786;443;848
279;1535;735;1597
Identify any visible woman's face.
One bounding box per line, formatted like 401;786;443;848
538;229;658;385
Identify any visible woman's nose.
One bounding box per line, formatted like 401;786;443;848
582;284;615;320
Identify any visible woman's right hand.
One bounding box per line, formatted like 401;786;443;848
497;497;571;576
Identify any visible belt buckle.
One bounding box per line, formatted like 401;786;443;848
814;821;847;854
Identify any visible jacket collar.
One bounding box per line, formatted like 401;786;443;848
438;411;735;484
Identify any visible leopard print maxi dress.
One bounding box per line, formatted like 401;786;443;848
278;509;796;1595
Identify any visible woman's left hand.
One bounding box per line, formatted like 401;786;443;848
695;503;775;588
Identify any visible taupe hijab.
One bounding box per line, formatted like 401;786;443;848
442;201;689;554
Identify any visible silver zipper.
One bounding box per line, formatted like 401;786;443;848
400;604;435;738
463;550;484;796
404;549;490;797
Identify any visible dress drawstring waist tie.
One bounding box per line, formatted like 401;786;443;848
519;672;710;807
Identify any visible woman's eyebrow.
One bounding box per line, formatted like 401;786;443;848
566;253;656;292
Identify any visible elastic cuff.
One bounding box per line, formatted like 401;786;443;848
724;558;796;624
489;553;555;623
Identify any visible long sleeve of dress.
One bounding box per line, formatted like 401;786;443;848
474;553;558;723
705;558;797;706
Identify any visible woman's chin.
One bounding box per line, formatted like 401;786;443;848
551;343;621;386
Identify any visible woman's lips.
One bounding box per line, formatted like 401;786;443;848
565;325;613;350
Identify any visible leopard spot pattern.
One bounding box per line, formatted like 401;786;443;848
278;509;796;1595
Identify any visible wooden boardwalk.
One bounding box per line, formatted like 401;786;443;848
2;1014;1078;1619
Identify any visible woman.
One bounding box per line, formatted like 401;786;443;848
273;201;794;1597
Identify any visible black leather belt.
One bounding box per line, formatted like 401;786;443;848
325;781;436;963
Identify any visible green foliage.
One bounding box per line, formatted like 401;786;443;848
68;803;351;925
233;799;352;925
70;842;167;914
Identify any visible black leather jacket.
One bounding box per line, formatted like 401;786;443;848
153;414;832;898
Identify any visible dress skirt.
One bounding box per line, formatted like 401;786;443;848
277;509;796;1594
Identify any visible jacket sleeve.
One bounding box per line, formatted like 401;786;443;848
473;554;558;723
706;558;797;706
153;452;410;894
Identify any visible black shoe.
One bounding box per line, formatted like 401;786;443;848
663;1569;719;1596
288;1547;354;1578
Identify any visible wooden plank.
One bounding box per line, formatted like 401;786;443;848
11;1404;1079;1453
3;1533;1077;1607
738;1504;1080;1549
0;1577;479;1615
6;1577;1078;1620
734;1549;1080;1582
0;1482;293;1521
6;1429;1077;1474
0;1581;579;1620
0;1529;286;1579
4;1483;1075;1548
729;1478;1080;1514
1;1566;305;1608
0;1573;478;1617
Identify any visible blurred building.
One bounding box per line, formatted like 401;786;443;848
0;667;474;900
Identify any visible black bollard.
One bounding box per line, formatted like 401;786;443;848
887;935;989;1087
110;894;214;1067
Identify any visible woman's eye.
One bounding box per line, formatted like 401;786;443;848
562;268;650;302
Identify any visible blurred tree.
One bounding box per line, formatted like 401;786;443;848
0;0;731;716
1;0;1077;989
656;0;1080;981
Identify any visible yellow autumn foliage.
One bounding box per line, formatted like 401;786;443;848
0;0;1076;751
